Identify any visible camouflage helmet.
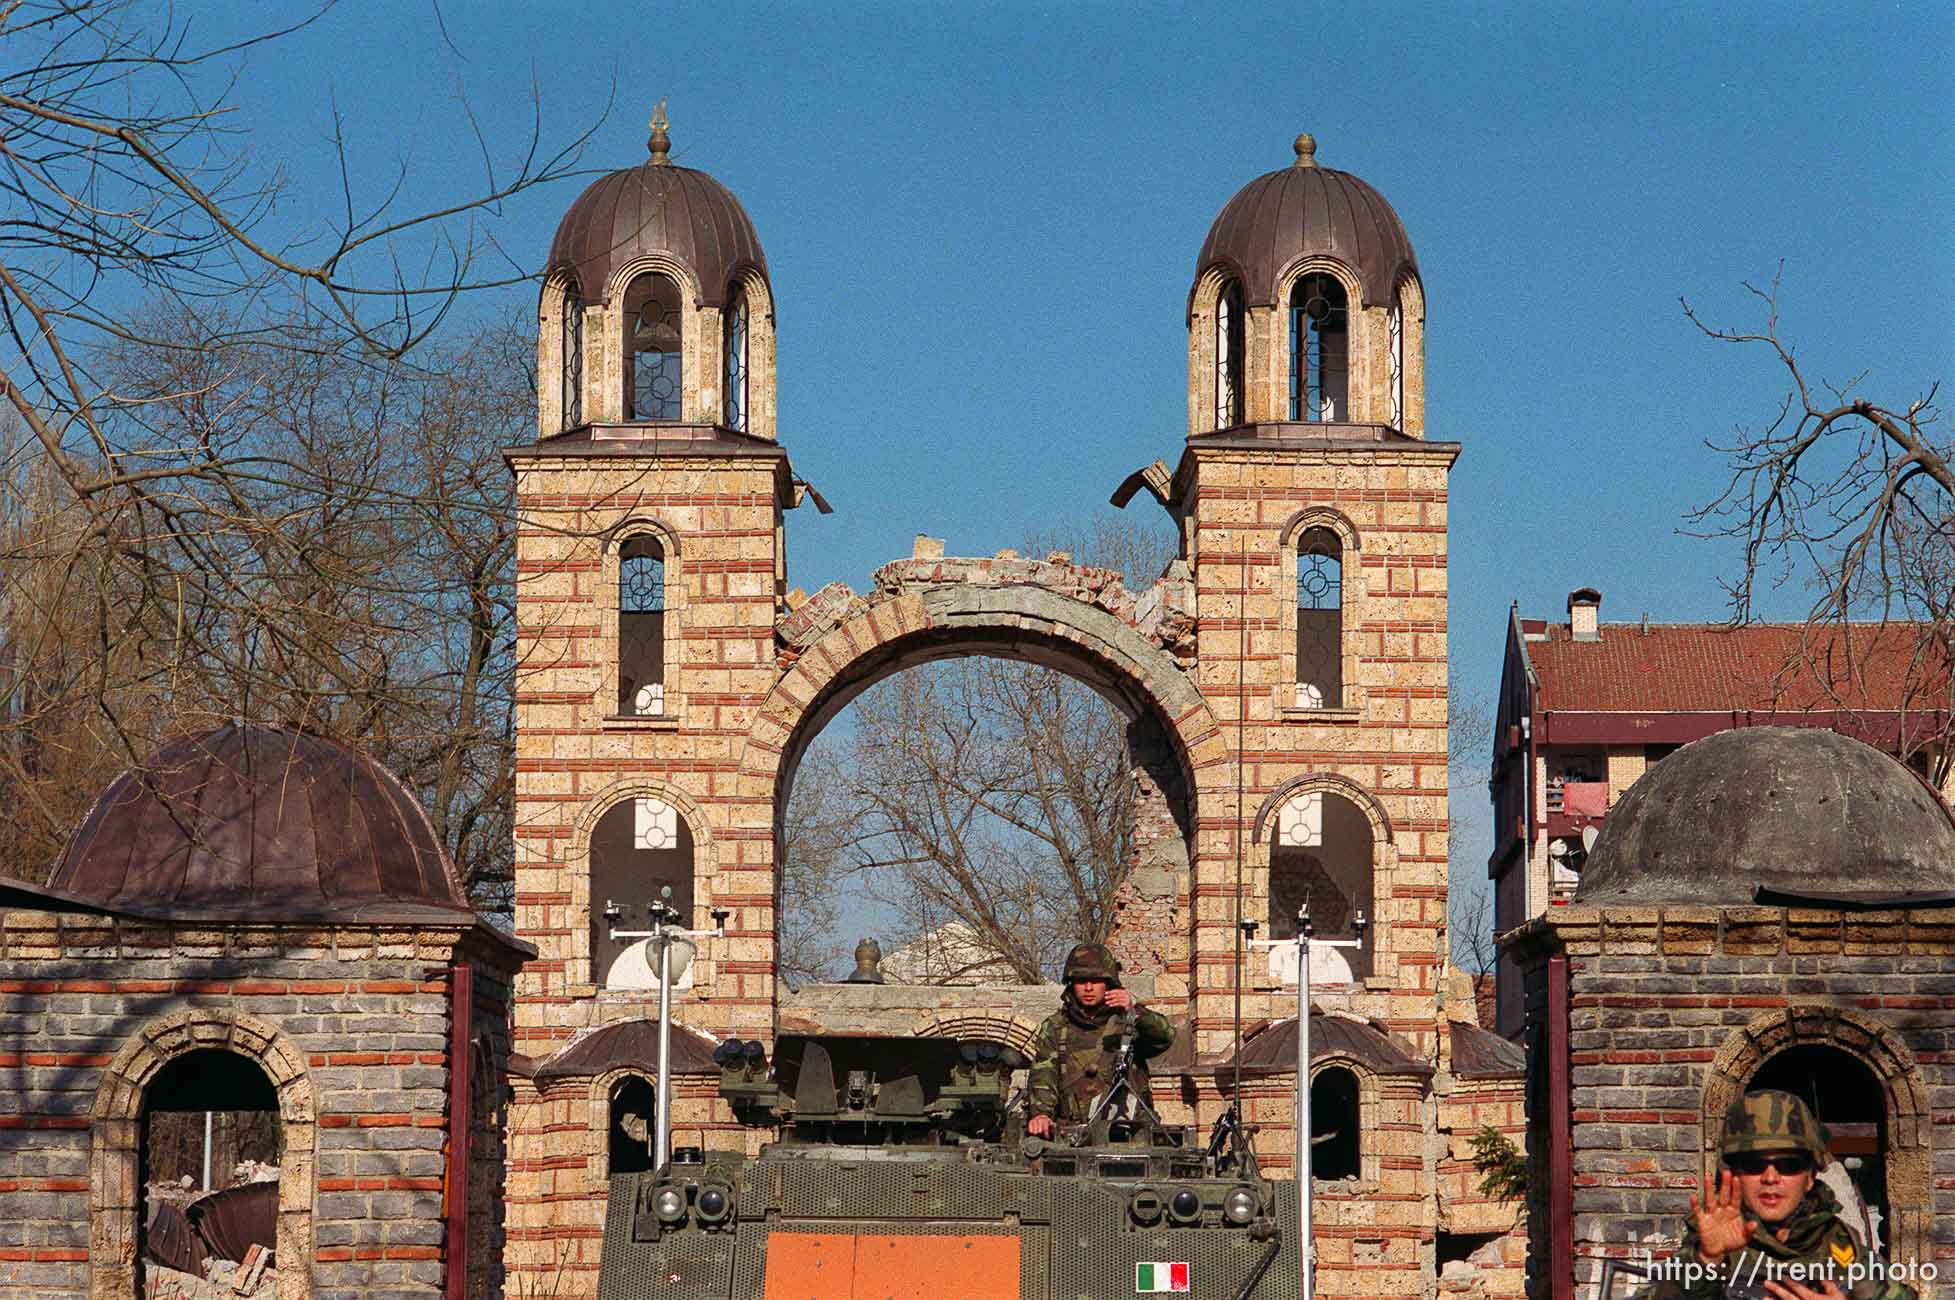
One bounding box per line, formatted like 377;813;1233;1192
1062;942;1119;984
1721;1089;1828;1164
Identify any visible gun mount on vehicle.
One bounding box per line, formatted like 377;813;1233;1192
598;1033;1301;1300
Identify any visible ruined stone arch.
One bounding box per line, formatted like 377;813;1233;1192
569;776;714;991
737;581;1232;1008
90;1008;315;1300
914;1012;1042;1060
1703;1004;1932;1265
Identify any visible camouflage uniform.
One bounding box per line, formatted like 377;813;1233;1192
1025;944;1174;1126
1647;1091;1915;1300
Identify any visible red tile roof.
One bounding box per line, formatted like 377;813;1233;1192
1526;623;1948;714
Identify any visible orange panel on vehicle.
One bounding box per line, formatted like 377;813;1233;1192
763;1232;856;1299
851;1234;1020;1300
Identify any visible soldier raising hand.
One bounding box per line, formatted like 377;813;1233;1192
1024;943;1172;1140
1647;1090;1915;1300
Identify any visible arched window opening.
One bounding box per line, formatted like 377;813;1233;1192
1269;790;1372;982
608;1076;657;1175
140;1049;280;1286
724;288;749;433
1296;527;1342;709
1748;1045;1889;1254
561;280;584;430
1388;302;1404;429
623;272;683;421
1215;279;1245;429
1289;273;1348;422
590;796;695;986
618;536;666;716
1310;1065;1361;1180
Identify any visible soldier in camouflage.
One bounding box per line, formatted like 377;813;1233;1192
1648;1089;1915;1300
1024;943;1174;1138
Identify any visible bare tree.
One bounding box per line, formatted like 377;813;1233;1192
0;3;598;895
1446;666;1497;983
1685;271;1952;781
780;519;1176;984
791;655;1136;984
0;307;530;900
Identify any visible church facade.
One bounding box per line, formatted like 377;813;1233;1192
498;120;1523;1300
0;121;1532;1300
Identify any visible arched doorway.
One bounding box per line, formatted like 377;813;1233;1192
139;1049;279;1286
1749;1045;1888;1251
91;1010;315;1300
1704;1006;1932;1267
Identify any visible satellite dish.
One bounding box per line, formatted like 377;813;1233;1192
1548;839;1568;863
1580;824;1600;853
603;936;696;990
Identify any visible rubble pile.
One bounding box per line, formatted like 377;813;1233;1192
141;1167;279;1300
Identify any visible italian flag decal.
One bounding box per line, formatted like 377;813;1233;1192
1136;1261;1189;1292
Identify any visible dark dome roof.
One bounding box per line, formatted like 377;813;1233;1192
547;122;766;306
1576;727;1955;906
1194;134;1417;310
46;723;475;923
533;1018;721;1082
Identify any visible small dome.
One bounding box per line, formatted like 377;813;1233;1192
46;724;475;923
1194;133;1417;309
1576;727;1955;906
546;112;767;306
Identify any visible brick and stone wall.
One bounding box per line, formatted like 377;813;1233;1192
1512;905;1955;1300
0;911;512;1300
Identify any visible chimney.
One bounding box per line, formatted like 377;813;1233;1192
1568;587;1602;642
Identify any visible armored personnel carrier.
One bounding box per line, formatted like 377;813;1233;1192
598;1031;1300;1299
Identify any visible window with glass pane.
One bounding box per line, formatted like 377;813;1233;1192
623;273;683;421
1296;527;1342;708
724;291;748;433
562;282;584;429
1215;280;1244;428
618;536;666;715
1388;303;1404;429
1289;274;1348;422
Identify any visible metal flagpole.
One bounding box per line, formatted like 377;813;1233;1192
1296;906;1311;1300
604;886;729;1169
1251;902;1365;1300
655;921;674;1168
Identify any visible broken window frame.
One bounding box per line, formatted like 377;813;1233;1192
587;795;696;987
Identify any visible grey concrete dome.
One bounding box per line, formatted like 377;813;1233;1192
1575;726;1955;906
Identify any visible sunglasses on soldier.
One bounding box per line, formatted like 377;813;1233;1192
1724;1151;1812;1177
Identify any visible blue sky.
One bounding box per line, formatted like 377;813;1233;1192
195;2;1951;909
